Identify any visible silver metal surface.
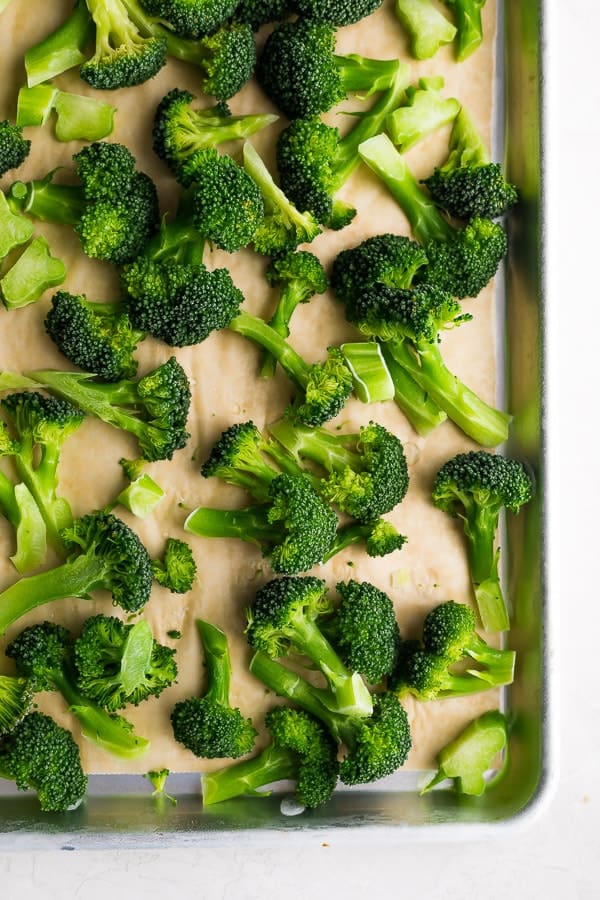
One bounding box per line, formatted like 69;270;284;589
0;0;554;847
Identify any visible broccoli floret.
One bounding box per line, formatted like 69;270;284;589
1;391;84;551
0;511;153;635
172;23;257;102
343;283;511;447
324;518;407;562
152;88;277;181
269;419;409;523
6;622;150;758
171;619;257;759
0;236;66;311
0;190;34;261
0;675;34;735
9;142;159;265
395;0;457;59
257;20;400;119
24;0;95;87
358;134;508;299
0;712;87;812
0;120;31;177
73;614;177;710
140;0;238;37
152;538;197;593
45;291;145;382
202;706;338;808
27;357;191;462
260;251;328;378
295;0;383;25
201;421;283;501
145;767;177;804
233;0;292;31
442;0;487;60
332;233;428;304
250;652;412;785
422;709;508;796
432;453;533;631
243;143;321;257
423;108;518;219
387;76;460;152
185;474;338;575
246;576;373;717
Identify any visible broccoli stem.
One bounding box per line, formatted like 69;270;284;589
0;553;108;635
269;419;361;473
10;178;85;226
463;507;509;631
386;340;510;447
446;0;485;60
379;343;447;436
228;313;311;391
334;55;403;96
260;279;309;378
11;436;70;551
202;744;298;805
0;483;47;575
184;506;282;545
358;133;455;244
322;522;379;562
24;0;95;87
0;472;19;526
444;106;489;170
196;620;231;708
145;206;205;268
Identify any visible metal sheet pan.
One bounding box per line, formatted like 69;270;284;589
0;0;555;846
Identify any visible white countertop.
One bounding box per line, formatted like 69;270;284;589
2;1;596;896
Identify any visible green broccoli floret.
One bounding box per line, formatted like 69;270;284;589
295;0;383;25
73;614;177;710
442;0;488;61
395;0;457;59
185;473;337;575
0;711;87;812
145;767;177;804
1;391;84;551
250;651;412;785
171;619;257;759
0;190;34;261
140;0;237;37
343;283;511;447
432;453;533;631
257;20;400;119
246;576;373;717
6;622;150;758
167;22;257;102
324;518;407;562
387;76;460;152
332;233;428;304
276;64;409;230
9;142;159;265
260;251;328;378
0;120;31;177
27;357;191;462
202;706;338;808
45;290;145;382
0;511;153;635
358;134;508;299
422;709;508;795
152;538;197;593
0;675;34;735
201;421;284;501
233;0;292;31
152;88;277;181
0;237;66;311
423;108;518;219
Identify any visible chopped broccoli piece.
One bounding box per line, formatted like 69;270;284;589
422;709;508;795
17;84;116;142
201;421;284;501
0;675;34;735
324;518;407;562
0;237;66;310
432;453;533;631
73;614;177;710
185;473;338;575
171;619;257;759
0;191;34;260
6;622;150;758
332;233;428;303
295;0;383;25
442;0;488;60
16;84;58;126
145;767;177;804
395;0;457;59
387;76;460;152
0;478;47;575
379;343;447;436
140;0;238;37
233;0;292;31
202;706;338;808
152;538;197;593
0;711;87;812
0;120;31;177
24;0;95;87
116;460;164;518
27;357;191;462
423;107;518;219
339;342;395;404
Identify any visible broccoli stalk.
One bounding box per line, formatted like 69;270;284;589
443;0;487;61
387;76;460;151
0;190;34;260
0;479;47;574
25;0;95;87
323;518;407;561
339;342;395;404
17;84;116;143
379;343;448;436
395;0;457;60
422;709;508;795
1;237;66;310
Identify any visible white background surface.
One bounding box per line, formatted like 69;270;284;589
1;1;597;896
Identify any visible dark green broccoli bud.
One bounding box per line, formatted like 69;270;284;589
0;675;34;735
183;23;257;102
295;0;383;25
6;622;150;758
257;20;400;119
246;576;373;717
344;283;511;447
171;619;257;759
432;454;533;631
442;0;487;60
140;0;238;37
73;141;137;200
270;419;409;523
152;538;197;593
0;120;31;177
27;357;191;462
1;391;84;551
0;511;153;635
152;88;277;180
202;706;338;808
233;0;292;31
423;108;517;219
201;421;283;501
331;233;428;305
395;0;456;60
250;652;412;785
0;711;87;812
45;291;145;382
185;474;338;575
324;518;407;562
73;614;177;710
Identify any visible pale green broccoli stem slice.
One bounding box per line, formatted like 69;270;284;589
379;343;447;436
395;0;457;60
340;343;395;404
1;237;66;310
16;85;58;126
117;465;164;518
25;0;95;87
268;418;363;474
463;505;509;632
443;0;487;61
422;709;508;795
387;76;460;151
202;744;299;806
0;479;47;573
0;190;34;259
9;177;85;226
16;84;115;142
